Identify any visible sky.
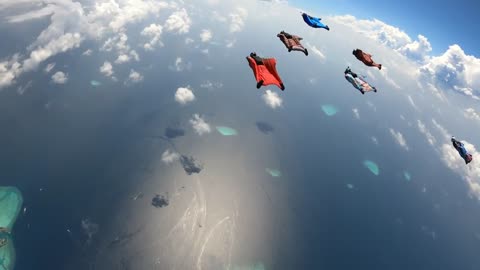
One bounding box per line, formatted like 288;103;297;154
291;0;480;56
1;0;480;269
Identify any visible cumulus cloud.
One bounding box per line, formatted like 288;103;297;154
169;57;191;72
99;61;113;77
431;119;480;199
0;0;170;89
419;45;480;100
161;149;180;164
417;120;436;145
262;90;283;109
371;136;379;145
164;8;191;34
229;7;248;33
464;108;480;121
51;71;68;84
127;69;143;83
200;29;212;42
352;108;360;119
389;128;409;151
141;23;163;50
190;114;211;135
175;87;195;105
331;15;431;63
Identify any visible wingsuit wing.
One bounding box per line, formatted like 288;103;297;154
247;56;285;90
277;32;308;55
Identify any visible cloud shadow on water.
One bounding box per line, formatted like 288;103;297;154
180;155;203;175
256;122;274;134
165;127;185;139
151;194;169;208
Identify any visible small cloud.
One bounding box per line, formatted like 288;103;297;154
17;80;32;95
161;149;180;164
51;71;68;84
180;155;203;175
417;120;436;145
190;114;211;135
371;136;379;145
175;87;195;105
164;8;191;34
44;63;55;73
407;95;419;111
262;89;282;109
185;38;194;44
82;49;92;56
229;7;248;33
200;80;223;90
99;61;114;77
115;54;130;64
127;69;143;84
141;24;163;50
169;57;192;72
464;108;480;121
352;108;360;119
306;43;325;60
199;29;212;42
389;128;409;151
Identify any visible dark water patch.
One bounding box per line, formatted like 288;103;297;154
256;122;274;134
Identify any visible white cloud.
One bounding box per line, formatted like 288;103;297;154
127;69;143;83
169;57;191;72
371;136;379;145
190;114;211;135
164;8;191;34
99;61;113;77
389;128;409;151
407;95;419;111
199;29;212;42
229;7;248;33
417;120;436;145
200;81;223;90
306;43;325;60
262;89;283;109
82;49;92;56
161;149;180;164
175;87;195;105
141;23;163;50
44;62;55;73
331;15;431;63
464;108;480;121
17;80;32;95
51;71;68;84
419;45;480;100
115;54;130;64
352;108;360;119
398;34;432;62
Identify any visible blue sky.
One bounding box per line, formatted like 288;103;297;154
291;0;480;56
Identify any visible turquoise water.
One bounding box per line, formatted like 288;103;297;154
363;160;379;176
266;168;282;177
346;184;354;189
216;126;238;136
321;104;338;116
90;80;101;87
0;186;23;270
404;171;411;181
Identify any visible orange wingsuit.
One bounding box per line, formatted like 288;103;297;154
353;49;382;70
246;53;285;90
